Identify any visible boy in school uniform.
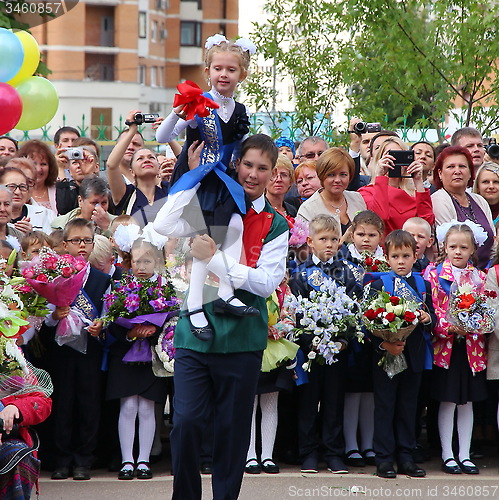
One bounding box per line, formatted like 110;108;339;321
289;215;363;474
40;218;110;481
367;230;436;479
402;217;434;273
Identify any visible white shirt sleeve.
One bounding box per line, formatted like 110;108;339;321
155;111;195;143
206;230;288;298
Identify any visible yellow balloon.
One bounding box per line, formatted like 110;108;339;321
7;31;40;87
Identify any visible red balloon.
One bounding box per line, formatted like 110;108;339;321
0;83;22;135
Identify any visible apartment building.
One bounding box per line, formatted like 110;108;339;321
29;0;238;139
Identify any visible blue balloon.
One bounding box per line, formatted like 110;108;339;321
0;28;24;83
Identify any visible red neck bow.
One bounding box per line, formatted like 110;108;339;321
173;81;219;121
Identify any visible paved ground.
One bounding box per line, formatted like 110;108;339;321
38;454;499;500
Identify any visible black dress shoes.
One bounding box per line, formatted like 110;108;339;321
136;462;153;479
398;461;426;477
73;466;91;480
376;462;396;478
442;458;462;474
181;309;214;341
245;459;261;474
118;462;135;480
458;459;479;474
51;467;70;480
213;296;259;317
261;459;280;474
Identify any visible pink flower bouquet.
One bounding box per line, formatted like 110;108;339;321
21;247;88;307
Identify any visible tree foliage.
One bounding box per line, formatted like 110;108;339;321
246;0;499;140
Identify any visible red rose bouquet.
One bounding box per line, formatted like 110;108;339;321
362;289;421;378
360;251;390;273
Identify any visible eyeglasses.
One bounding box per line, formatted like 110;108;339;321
270;171;291;181
300;151;324;160
65;238;94;246
5;183;29;193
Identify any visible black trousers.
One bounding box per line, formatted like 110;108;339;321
372;354;422;465
171;348;262;500
297;357;346;461
51;347;102;468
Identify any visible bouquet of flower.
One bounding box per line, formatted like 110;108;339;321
10;276;50;331
362;288;421;377
173;80;219;120
0;273;30;339
290;279;363;372
360;251;390;273
153;315;178;376
288;218;309;248
447;280;495;339
103;274;180;364
20;247;88;307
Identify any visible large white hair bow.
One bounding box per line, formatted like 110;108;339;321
113;224;141;252
205;34;228;50
436;219;488;247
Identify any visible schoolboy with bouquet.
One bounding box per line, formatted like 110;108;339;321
364;230;435;479
38;218;111;481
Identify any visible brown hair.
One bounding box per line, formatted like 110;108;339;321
351;210;384;235
272;154;295;186
308;215;340;237
294;160;317;182
62;217;95;241
315;147;355;184
437;223;477;266
240;134;278;167
384;229;417;256
73;137;101;158
21;230;53;252
15;140;58;187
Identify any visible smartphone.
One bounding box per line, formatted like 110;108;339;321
387;150;415;178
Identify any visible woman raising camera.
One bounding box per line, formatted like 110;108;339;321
359;137;434;236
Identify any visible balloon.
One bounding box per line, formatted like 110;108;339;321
7;31;41;87
15;77;59;131
0;83;23;135
0;28;24;83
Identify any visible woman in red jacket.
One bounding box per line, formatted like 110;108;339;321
0;339;52;499
359;137;434;236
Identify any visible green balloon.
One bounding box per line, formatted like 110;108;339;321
15;76;58;130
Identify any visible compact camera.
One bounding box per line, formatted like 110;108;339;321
353;121;382;135
486;138;499;159
387;150;415;178
64;147;84;160
133;113;160;125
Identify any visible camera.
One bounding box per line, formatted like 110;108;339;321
485;138;499;159
64;147;84;160
133;113;160;125
353;121;382;135
387;150;415;178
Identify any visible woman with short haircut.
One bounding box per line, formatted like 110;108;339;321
296;147;366;234
432;146;494;269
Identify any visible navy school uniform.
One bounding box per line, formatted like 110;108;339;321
367;272;436;466
38;267;111;469
289;255;363;462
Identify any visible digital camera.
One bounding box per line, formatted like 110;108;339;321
486;138;499;159
387;150;415;178
134;113;160;125
64;147;84;160
353;121;382;135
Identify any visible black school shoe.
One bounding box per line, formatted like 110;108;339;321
118;462;135;480
458;459;479;475
441;458;462;474
376;462;396;478
73;466;91;480
398;461;426;477
136;462;153;479
345;450;366;467
51;467;70;480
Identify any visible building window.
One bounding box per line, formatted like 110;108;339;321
151;66;158;87
152;21;158;42
180;21;201;47
139;12;147;38
138;65;146;84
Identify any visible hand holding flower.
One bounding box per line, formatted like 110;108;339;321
52;306;70;321
449;325;468;336
0;404;20;443
88;320;103;337
418;310;431;324
381;341;405;356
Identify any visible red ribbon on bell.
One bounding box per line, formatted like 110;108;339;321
173;81;219;121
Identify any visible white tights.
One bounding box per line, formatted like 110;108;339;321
438;401;474;466
246;392;279;463
343;392;375;458
119;395;156;467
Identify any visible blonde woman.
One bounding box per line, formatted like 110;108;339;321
359;137;434;236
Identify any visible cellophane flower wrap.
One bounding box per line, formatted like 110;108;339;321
10;275;50;332
289;279;363;372
21;247;88;306
446;270;496;340
362;288;421;378
0;272;30;339
154;315;178;376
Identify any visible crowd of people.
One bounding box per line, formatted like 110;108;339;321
1;34;499;500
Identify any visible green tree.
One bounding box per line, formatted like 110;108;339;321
336;0;499;138
243;0;344;137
